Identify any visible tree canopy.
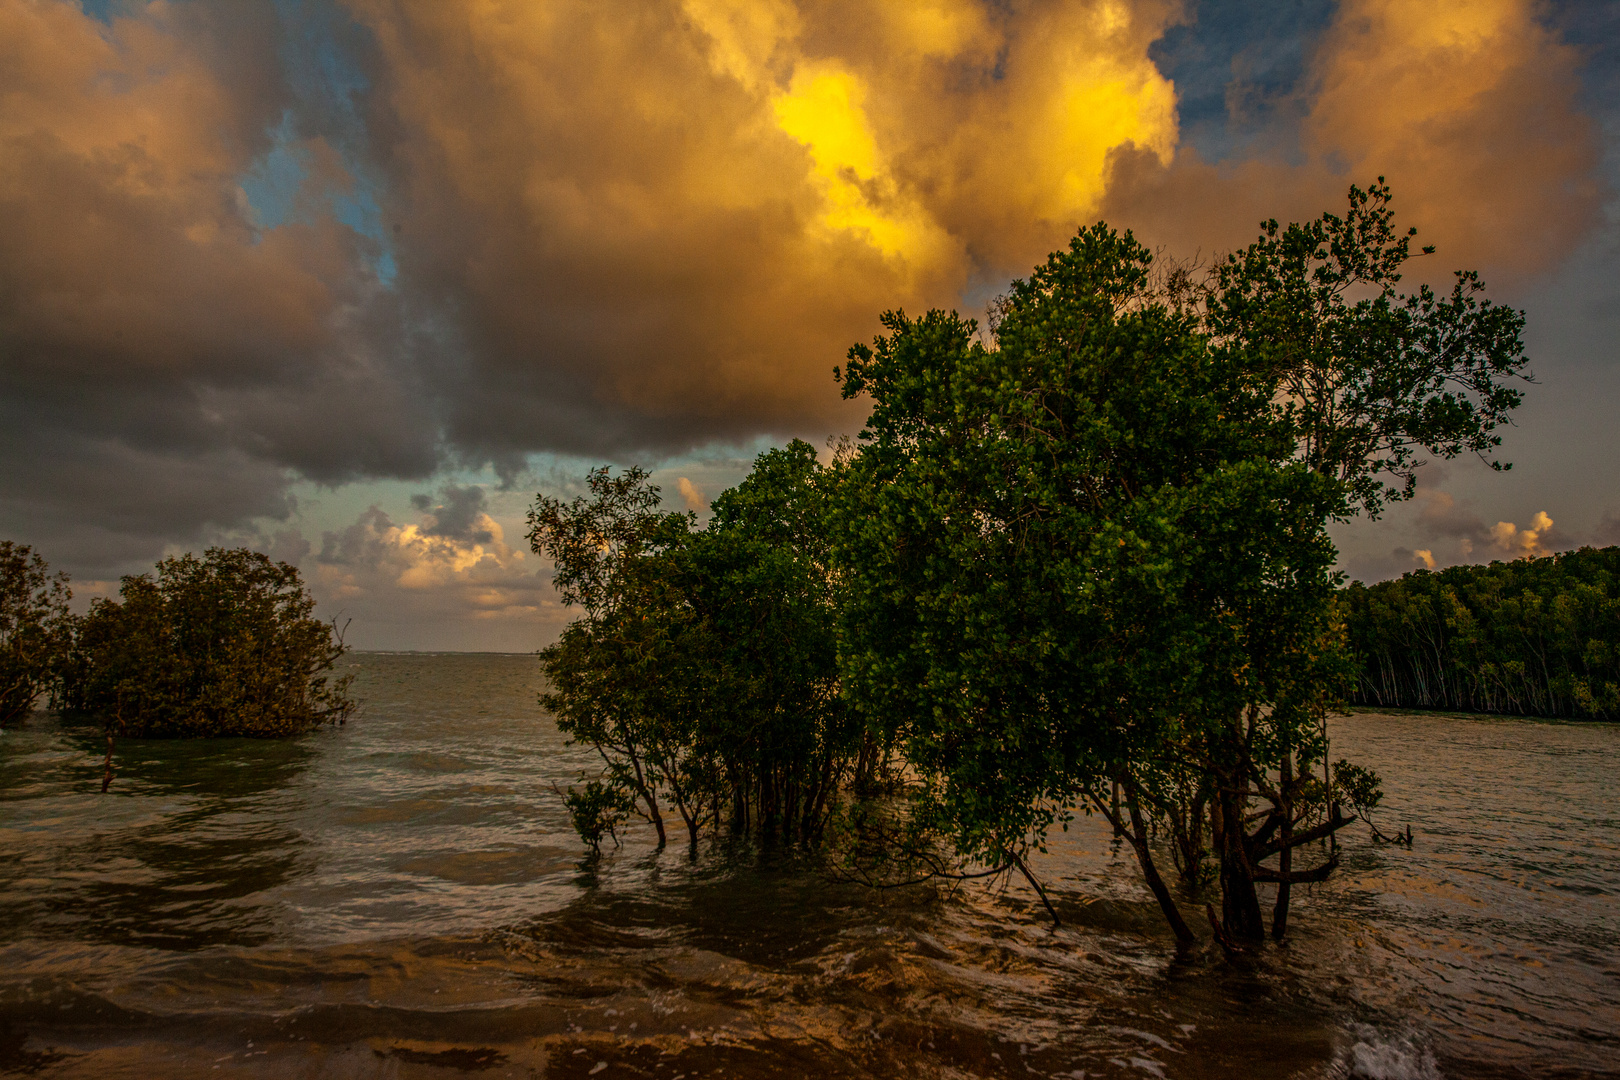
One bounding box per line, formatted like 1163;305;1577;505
530;443;860;851
530;180;1531;950
61;548;354;738
0;541;73;726
1346;546;1620;719
1205;179;1529;516
831;224;1353;943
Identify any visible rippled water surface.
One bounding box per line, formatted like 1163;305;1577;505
1;652;1616;1078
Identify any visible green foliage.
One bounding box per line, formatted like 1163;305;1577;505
1332;760;1383;818
0;541;73;726
530;465;701;847
530;180;1523;948
561;779;635;852
831;223;1355;941
1345;547;1620;718
61;548;354;737
1206;178;1530;517
531;444;861;850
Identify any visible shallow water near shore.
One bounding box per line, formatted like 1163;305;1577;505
1;652;1616;1078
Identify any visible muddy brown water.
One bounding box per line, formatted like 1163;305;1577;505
1;652;1615;1078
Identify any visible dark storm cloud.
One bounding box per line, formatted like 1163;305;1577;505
0;409;298;575
344;0;1187;466
316;506;393;569
1551;0;1620;113
0;0;440;572
1148;0;1337;161
414;485;494;545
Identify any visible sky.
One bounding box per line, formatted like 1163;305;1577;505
2;0;1617;651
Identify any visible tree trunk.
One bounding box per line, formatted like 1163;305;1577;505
625;746;666;847
100;730;116;793
644;793;668;847
1272;751;1293;940
782;781;798;846
760;767;776;844
1166;775;1208;886
1090;783;1195;946
1215;775;1265;942
676;791;700;848
805;754;836;845
1125;795;1196;946
1008;851;1061;927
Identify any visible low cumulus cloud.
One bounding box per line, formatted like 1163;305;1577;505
318;501;520;594
312;499;558;646
411;484;495;545
1388;488;1576;573
1489;512;1561;558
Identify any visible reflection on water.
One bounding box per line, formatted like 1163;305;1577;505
2;722;318;950
1;653;1616;1078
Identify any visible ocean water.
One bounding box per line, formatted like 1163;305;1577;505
0;651;1615;1078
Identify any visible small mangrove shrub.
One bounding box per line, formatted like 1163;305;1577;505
0;540;73;726
62;547;355;737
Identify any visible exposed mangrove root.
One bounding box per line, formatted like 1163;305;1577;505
1367;821;1415;847
1009;851;1060;928
1206;904;1245;958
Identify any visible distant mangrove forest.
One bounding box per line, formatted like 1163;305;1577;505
1345;546;1620;720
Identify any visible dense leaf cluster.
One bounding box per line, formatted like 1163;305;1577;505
0;541;73;725
1345;547;1620;719
531;444;862;850
60;548;354;737
832;224;1357;943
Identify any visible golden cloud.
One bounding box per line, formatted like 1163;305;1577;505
1305;0;1602;276
345;0;1184;457
1489;511;1557;559
314;503;549;631
676;477;708;512
317;507;521;593
1401;487;1574;570
1103;0;1602;281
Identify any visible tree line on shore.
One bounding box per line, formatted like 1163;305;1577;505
1;180;1541;951
1344;547;1620;719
